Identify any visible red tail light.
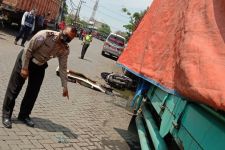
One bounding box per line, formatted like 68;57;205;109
117;48;123;51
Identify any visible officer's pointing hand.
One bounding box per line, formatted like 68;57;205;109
63;87;69;100
20;68;29;79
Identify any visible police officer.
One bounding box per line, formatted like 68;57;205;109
80;30;92;59
2;26;77;128
14;9;37;47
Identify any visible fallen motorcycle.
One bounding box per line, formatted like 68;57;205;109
101;72;133;90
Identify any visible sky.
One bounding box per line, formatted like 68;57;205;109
67;0;153;32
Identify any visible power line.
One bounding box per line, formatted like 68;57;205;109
88;0;129;19
67;0;127;31
82;4;128;31
75;0;86;21
89;0;99;21
83;4;128;24
81;15;124;31
69;0;77;9
67;0;130;22
68;0;77;14
99;6;129;19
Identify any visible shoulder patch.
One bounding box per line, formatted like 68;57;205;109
36;35;45;41
46;32;55;37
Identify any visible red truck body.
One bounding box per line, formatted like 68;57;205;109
1;0;61;26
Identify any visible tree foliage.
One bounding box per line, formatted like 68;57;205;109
79;20;89;28
115;31;127;37
115;30;128;40
62;0;68;21
65;14;74;25
122;8;147;36
98;23;111;36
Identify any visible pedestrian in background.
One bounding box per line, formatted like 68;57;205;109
82;30;86;39
80;30;92;59
35;12;50;33
14;9;37;47
43;11;51;30
58;20;65;31
2;26;77;128
79;28;84;40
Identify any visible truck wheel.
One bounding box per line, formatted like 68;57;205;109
101;51;105;56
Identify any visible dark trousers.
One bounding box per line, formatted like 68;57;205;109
15;25;32;45
81;43;90;59
2;50;47;118
79;34;83;40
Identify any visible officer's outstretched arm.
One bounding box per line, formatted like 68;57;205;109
58;50;69;100
63;87;69;100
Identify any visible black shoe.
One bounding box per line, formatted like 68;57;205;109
2;117;12;128
18;116;34;127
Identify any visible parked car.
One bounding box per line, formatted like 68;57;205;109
101;33;126;60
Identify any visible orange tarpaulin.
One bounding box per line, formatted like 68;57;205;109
118;0;225;111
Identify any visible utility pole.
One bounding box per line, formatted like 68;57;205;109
74;0;85;23
89;0;99;23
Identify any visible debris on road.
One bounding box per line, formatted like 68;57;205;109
56;67;114;95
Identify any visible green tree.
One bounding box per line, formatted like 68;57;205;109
122;8;147;37
78;20;89;28
62;0;68;21
98;23;111;36
65;14;74;25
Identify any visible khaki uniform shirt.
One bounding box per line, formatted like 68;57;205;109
22;30;69;89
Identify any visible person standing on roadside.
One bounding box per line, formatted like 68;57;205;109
14;9;37;47
2;26;77;129
80;30;92;59
35;12;50;33
58;20;65;31
79;28;84;40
